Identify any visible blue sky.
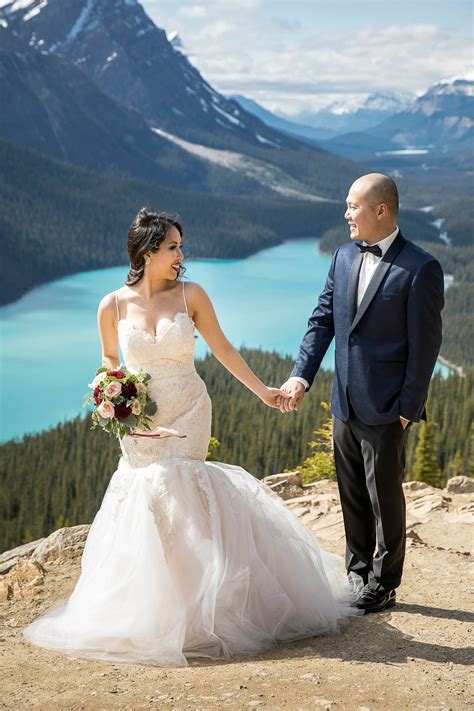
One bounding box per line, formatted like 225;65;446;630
141;0;473;115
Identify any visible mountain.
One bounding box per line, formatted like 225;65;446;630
232;95;337;142
291;92;414;135
322;78;474;163
371;78;474;150
0;0;361;200
0;42;262;194
0;138;350;305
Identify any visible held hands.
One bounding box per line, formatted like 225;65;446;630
259;387;292;409
277;379;306;413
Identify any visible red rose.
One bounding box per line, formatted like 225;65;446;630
121;382;137;399
114;402;132;420
93;386;102;405
107;370;125;379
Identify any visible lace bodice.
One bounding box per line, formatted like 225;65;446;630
114;285;212;467
117;312;196;377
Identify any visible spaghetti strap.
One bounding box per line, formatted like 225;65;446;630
181;281;189;315
114;290;120;324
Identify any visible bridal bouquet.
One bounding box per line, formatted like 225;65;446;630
83;364;158;439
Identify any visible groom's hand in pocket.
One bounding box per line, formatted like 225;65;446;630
400;416;411;430
278;380;306;413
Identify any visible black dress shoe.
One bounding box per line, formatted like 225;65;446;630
356;585;396;613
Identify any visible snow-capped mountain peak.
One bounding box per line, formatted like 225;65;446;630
325;91;413;116
167;30;184;52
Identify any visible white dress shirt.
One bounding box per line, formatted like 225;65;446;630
357;226;399;307
290;227;405;406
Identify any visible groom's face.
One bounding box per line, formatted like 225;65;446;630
345;186;380;243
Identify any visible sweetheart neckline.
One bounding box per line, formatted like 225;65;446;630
117;312;194;341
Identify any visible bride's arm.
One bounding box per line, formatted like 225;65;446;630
97;294;121;370
188;283;289;408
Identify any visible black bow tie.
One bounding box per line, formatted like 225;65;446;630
356;242;382;257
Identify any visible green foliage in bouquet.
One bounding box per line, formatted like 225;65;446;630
83;365;158;439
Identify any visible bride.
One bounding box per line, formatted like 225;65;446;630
24;208;357;667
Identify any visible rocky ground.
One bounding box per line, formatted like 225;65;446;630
1;475;473;711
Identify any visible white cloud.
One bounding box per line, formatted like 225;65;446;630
141;2;472;114
194;19;233;40
178;4;208;19
191;24;472;114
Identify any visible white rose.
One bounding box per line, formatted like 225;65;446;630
131;399;142;415
136;382;147;395
97;400;114;419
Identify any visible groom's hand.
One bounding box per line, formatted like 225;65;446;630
278;379;306;413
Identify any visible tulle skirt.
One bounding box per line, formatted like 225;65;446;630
23;456;357;666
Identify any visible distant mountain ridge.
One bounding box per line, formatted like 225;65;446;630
371;78;474;149
232;95;337;142
323;77;474;162
293;92;414;135
0;0;361;200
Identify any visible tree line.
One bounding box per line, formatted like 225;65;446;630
1;349;472;553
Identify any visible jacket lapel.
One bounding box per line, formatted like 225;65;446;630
350;231;406;333
347;252;363;324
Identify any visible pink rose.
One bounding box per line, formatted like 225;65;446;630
104;381;122;398
97;400;115;419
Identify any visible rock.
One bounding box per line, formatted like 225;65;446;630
0;580;13;604
263;472;302;486
0;558;20;575
406;529;425;547
407;493;449;521
403;481;444;497
0;539;45;565
263;472;304;500
32;525;90;565
446;476;474;494
0;559;46;603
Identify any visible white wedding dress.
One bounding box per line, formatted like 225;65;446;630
23;285;356;667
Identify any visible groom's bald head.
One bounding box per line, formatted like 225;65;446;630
345;172;399;243
351;173;399;215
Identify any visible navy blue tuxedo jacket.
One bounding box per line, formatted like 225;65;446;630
290;232;444;424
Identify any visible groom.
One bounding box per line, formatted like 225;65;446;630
280;173;444;613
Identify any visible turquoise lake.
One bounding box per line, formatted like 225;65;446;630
0;238;449;443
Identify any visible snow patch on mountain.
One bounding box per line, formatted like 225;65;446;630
0;0;35;11
256;133;280;148
150;126;329;202
23;0;46;21
212;103;243;127
62;0;96;51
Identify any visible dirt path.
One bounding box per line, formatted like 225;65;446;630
1;479;472;710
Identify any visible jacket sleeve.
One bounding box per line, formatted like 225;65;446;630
399;258;444;421
290;247;339;389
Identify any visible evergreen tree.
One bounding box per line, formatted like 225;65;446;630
289;402;336;484
446;450;465;479
412;420;443;487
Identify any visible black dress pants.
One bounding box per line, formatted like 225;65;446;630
332;399;410;591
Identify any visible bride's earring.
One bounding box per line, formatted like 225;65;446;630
144;256;151;265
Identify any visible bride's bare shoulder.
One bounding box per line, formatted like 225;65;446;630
98;287;125;318
183;281;208;299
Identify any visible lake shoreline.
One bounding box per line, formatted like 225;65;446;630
0;238;462;444
1;235;328;308
437;355;464;377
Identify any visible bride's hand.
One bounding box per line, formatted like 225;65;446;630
260;387;292;409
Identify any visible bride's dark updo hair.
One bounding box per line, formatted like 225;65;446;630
125;207;185;285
